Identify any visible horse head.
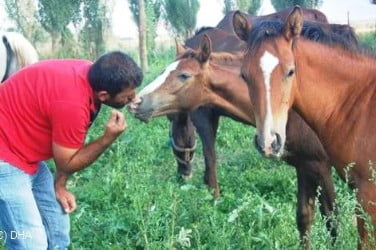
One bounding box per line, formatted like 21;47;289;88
130;35;214;122
233;7;303;157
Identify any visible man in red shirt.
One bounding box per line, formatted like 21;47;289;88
0;51;143;249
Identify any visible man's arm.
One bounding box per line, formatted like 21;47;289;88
53;110;126;213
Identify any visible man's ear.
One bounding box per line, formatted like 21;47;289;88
96;91;110;102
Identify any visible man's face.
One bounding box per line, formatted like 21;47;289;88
103;87;136;109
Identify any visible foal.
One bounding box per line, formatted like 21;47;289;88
233;6;376;247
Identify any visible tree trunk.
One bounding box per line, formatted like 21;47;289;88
138;0;148;72
51;31;59;52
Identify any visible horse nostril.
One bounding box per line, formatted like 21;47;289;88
137;96;144;105
271;132;282;154
254;134;265;154
129;96;143;111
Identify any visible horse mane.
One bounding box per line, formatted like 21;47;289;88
3;32;39;69
179;48;243;67
246;19;362;55
209;52;243;66
194;27;214;36
302;21;359;50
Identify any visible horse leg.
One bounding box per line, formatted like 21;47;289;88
315;162;337;242
296;166;317;250
295;160;337;249
192;107;220;197
168;113;196;180
285;111;336;246
355;178;376;249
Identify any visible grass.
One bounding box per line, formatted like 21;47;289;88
64;107;360;249
2;33;376;250
64;47;360;249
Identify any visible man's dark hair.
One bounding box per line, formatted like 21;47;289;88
88;51;143;97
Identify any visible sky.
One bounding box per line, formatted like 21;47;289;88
1;0;376;38
112;0;376;38
112;0;225;38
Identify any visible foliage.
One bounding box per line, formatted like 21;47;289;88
37;0;81;50
80;0;108;60
4;0;47;44
223;0;234;14
271;0;323;11
247;0;261;14
128;0;162;54
38;0;81;33
359;32;376;52
162;0;200;39
223;0;261;15
129;0;162;26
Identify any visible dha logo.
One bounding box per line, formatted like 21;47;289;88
10;231;32;240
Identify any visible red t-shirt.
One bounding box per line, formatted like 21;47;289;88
0;59;99;174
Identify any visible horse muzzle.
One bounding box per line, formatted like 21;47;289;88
128;96;154;123
254;132;282;157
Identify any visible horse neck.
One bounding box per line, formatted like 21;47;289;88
293;40;376;165
205;60;255;124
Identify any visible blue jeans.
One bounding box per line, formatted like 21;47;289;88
0;161;70;250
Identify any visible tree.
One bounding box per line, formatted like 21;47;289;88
4;0;46;44
129;0;162;53
223;0;260;15
138;0;148;71
129;0;163;71
38;0;81;51
163;0;200;39
271;0;323;11
80;0;112;60
223;0;234;14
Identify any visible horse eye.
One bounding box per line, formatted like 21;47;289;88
287;69;295;77
240;72;248;82
178;73;190;81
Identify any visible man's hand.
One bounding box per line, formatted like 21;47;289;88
53;109;128;175
55;185;77;214
103;110;127;142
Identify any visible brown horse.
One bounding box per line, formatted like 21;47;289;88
184;7;330;55
216;7;328;35
232;6;376;247
131;34;338;247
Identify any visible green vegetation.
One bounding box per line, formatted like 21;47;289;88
65;34;376;248
271;0;323;11
65;92;359;249
1;33;376;250
359;32;376;52
65;47;359;249
223;0;261;15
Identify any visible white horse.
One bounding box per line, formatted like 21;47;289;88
0;32;39;82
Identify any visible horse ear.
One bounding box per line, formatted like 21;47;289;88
233;10;252;42
283;6;303;41
175;38;186;56
198;34;212;63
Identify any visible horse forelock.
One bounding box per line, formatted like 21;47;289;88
247;20;284;54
